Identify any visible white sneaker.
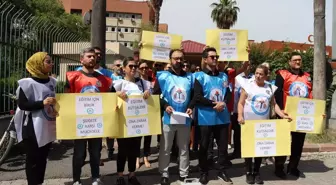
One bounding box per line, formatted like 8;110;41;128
73;182;82;185
92;178;104;185
228;144;232;149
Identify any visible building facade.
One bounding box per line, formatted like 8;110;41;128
60;0;168;48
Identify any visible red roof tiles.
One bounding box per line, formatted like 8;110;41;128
182;40;206;53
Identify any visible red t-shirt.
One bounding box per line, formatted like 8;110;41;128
227;69;236;113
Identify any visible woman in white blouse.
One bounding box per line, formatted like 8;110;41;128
113;57;150;185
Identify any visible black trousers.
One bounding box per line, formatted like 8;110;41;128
24;138;51;185
199;124;229;174
140;136;151;157
117;137;141;172
106;138;115;153
245;158;262;173
231;113;241;155
275;132;306;171
73;138;102;182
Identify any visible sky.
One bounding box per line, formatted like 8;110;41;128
159;0;333;45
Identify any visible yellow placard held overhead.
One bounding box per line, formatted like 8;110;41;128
116;95;162;138
241;119;291;158
140;31;183;63
285;97;325;134
55;93;119;140
206;29;248;61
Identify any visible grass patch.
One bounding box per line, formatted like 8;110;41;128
306;129;336;143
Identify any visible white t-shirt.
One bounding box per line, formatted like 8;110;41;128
113;78;151;95
237;77;277;120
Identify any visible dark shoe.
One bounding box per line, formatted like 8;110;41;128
199;173;208;185
274;170;287;179
253;172;264;184
287;168;303;177
128;176;141;185
218;171;233;184
228;152;241;160
160;177;169;185
179;176;188;183
115;177;126;185
246;173;255;184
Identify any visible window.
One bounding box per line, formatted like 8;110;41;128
136;14;142;19
111;27;116;32
118;28;121;32
131;28;135;33
112;13;117;17
131;15;136;19
118;14;123;18
70;9;82;15
124;42;128;46
130;43;133;47
125;14;130;18
106;27;109;31
124;28;129;32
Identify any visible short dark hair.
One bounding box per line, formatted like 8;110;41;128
289;51;301;60
123;57;135;67
169;49;184;59
92;46;102;52
80;47;96;58
202;47;217;58
256;64;269;76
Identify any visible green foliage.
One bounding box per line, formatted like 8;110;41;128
133;22;156;50
210;0;240;29
306;129;336;143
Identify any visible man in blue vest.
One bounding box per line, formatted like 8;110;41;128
193;47;232;184
153;49;194;185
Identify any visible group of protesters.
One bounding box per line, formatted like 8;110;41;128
14;44;314;185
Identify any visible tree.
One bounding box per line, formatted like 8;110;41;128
313;0;326;100
210;0;240;29
150;0;163;32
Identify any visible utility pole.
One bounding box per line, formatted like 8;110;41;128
91;0;106;67
313;0;326;100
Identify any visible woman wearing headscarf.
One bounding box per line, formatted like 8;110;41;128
14;52;57;185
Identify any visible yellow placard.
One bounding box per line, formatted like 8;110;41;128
55;93;118;140
140;31;183;63
116;95;162;138
241;119;291;158
206;29;248;61
285;97;326;134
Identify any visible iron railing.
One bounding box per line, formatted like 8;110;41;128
0;1;88;115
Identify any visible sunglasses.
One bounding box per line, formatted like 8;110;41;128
183;64;190;68
128;64;138;69
172;57;184;61
154;64;162;67
115;64;121;67
209;55;219;60
139;66;149;70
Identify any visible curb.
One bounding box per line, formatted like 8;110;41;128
303;143;336;152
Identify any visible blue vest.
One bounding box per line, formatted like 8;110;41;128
157;71;193;125
195;71;230;125
111;74;123;81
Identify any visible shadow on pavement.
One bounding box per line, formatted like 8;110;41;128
48;141;74;161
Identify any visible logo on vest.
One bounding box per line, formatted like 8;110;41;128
42;93;57;121
96;81;102;87
80;85;100;93
210;88;223;102
289;82;308;97
251;94;270;116
171;87;187;104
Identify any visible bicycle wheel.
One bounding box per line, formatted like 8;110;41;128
0;131;15;165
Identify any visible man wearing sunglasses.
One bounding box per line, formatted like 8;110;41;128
154;49;194;185
111;59;123;81
193;47;232;184
182;62;190;72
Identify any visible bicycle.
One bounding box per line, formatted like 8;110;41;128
0;93;17;165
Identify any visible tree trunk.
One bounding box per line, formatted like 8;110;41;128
91;0;106;67
313;0;326;100
154;8;160;32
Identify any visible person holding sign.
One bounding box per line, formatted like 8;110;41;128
113;57;151;185
65;47;114;185
14;52;57;185
237;65;291;184
153;49;194;185
193;47;232;184
273;52;313;178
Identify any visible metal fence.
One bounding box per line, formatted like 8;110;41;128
0;1;88;115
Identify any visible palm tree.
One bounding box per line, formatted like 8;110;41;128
210;0;240;29
150;0;163;32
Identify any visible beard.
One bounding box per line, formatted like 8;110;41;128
172;62;182;71
83;62;95;69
